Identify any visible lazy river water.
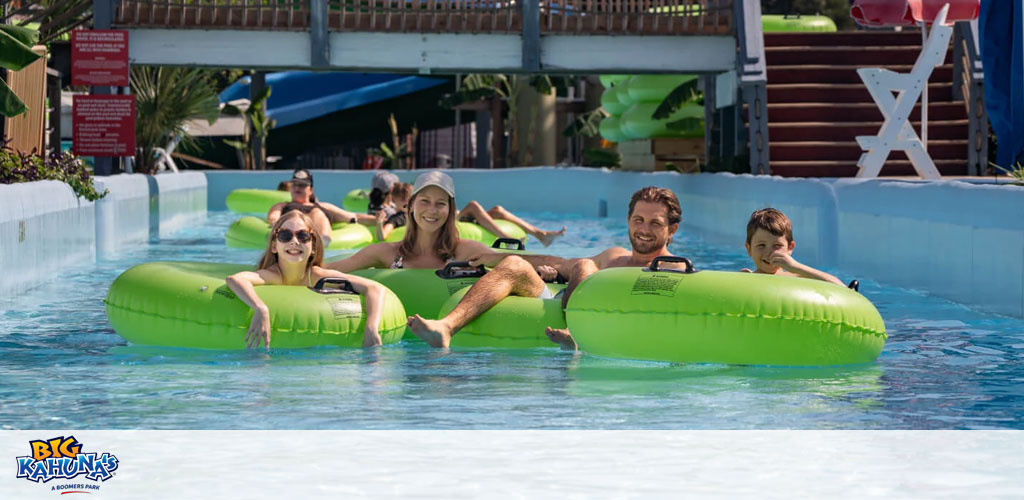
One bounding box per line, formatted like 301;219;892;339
1;211;1021;429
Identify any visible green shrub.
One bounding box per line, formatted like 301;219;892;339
0;140;108;201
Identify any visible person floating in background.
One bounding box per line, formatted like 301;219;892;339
375;182;413;241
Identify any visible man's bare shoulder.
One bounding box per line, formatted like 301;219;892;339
596;247;633;269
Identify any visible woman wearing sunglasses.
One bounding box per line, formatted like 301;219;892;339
226;211;388;349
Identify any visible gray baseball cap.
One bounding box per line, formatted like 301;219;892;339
371;171;400;192
412;170;455;199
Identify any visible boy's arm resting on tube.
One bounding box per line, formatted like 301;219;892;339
770;252;844;286
226;269;280;348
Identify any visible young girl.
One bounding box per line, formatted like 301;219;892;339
226;210;388;348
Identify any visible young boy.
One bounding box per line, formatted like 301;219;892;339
742;208;844;286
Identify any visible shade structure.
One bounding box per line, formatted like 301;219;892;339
219;72;447;128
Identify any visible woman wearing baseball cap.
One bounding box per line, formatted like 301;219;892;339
327;170;503;272
267;169;377;240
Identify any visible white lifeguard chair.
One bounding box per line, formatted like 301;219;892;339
850;0;981;178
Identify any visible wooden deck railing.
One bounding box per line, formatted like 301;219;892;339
113;0;732;35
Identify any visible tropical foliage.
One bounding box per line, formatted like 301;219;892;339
367;113;418;169
1;138;107;201
0;23;41;117
223;84;276;170
131;67;220;174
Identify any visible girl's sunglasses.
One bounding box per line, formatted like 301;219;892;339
275;229;312;244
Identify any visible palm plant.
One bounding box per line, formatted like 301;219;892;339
1;0;92;45
130;66;220;174
0;23;41;117
222;85;276;170
367;113;417;169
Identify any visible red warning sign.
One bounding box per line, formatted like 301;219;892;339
72;95;136;157
72;30;129;86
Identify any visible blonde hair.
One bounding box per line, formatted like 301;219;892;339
398;188;459;261
257;211;325;272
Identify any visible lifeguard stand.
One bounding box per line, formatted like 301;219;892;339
850;0;981;178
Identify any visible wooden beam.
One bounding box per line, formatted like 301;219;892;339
127;29;735;74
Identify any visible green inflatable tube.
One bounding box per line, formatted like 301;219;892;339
565;268;886;366
383;220;525;246
620;102;704;140
438;283;567;348
600;86;629;116
343;189;370;213
615;80;636;107
598;115;628;143
598;74;630;88
350;267;485;339
626;74;697;103
226;216;374;250
104;262;407;349
762;15;837;33
225;189;291;215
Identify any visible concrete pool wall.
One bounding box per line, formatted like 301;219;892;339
0;172;207;299
3;168;1022;317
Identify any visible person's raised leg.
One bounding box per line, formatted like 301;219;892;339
459;200;512;239
488;205;565;247
408;255;546;348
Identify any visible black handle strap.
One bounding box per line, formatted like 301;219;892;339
491;237;525;251
546;273;569;284
435;261;488;279
311;278;356;294
847;279;859;292
647;256;696;273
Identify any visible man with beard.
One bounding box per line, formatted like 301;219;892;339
407;186;682;350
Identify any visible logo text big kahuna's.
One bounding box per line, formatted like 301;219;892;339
15;436;118;483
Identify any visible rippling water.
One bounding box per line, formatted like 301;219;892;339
1;211;1022;429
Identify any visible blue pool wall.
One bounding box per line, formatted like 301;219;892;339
3;168;1023;318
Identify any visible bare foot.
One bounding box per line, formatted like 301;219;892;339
536;226;567;247
407;314;453;348
545;326;578;351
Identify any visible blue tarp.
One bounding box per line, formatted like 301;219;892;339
980;1;1024;167
220;72;448;129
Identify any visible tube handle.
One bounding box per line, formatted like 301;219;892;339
491;238;526;251
311;278;356;294
435;261;488;279
648;256;696;273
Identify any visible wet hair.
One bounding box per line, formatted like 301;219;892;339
745;208;793;244
628;186;682;226
277;181;291;191
257;211;325;272
390;182;412;203
398;186;460;262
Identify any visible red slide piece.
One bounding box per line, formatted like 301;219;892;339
850;0;915;27
909;0;979;25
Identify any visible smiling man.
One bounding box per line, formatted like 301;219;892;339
407;186;682;350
